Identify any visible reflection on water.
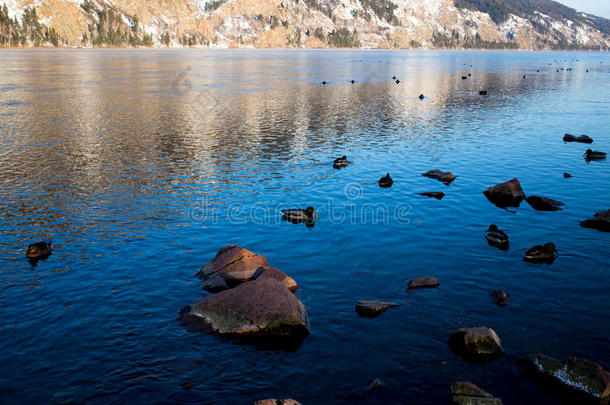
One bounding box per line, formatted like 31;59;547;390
0;50;609;404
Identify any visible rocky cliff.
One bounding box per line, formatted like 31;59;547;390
1;0;609;49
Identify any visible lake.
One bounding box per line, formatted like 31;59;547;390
0;49;609;404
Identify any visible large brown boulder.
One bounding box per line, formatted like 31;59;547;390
451;381;503;405
448;327;503;360
195;245;270;292
483;178;525;208
180;276;310;340
580;210;610;232
519;354;610;404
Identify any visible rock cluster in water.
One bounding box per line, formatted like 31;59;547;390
182;246;309;342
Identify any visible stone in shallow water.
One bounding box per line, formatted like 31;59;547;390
368;378;383;391
422;169;456;185
181;277;310;341
448;327;503;360
450;381;503;404
254;400;302;405
355;301;398;318
483;178;525;208
580;209;610;232
195;245;270;291
563;133;593;143
519;354;610;404
406;276;440;290
418;192;445;199
526;196;565;211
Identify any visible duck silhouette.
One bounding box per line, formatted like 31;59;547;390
378;173;393;188
333;155;348;169
524;242;557;264
485;225;509;250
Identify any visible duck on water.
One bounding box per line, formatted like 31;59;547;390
281;207;318;225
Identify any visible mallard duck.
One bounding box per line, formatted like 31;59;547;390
281;207;317;224
524;242;557;263
584;149;607;161
25;241;52;259
378;173;393;188
333;155;348;169
485;225;509;250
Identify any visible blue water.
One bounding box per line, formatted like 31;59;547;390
0;49;609;404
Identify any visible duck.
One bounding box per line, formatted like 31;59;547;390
281;207;317;224
524;242;557;263
25;241;52;259
485;225;509;250
378;173;393;188
333;155;348;169
418;94;425;100
584;149;607;161
395;79;400;84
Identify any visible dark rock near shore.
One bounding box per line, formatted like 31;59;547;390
563;134;593;143
407;276;440;290
448;327;503;360
418;192;445;199
422;169;456;185
195;245;270;292
526;196;565;211
451;381;503;405
368;378;383;391
181;276;310;341
254;400;302;405
355;301;398;318
580;209;610;232
489;290;510;306
519;354;610;404
483;178;525;208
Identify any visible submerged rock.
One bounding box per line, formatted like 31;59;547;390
450;381;503;405
355;300;398;318
563;172;573;178
195;245;270;292
181;276;310;341
254;400;302;405
519;354;610;404
489;290;510;306
483;178;525;208
563;134;593;143
580;209;610;232
368;378;383;391
525;196;565;211
422;169;456;185
418;192;445;199
407;276;440;290
448;327;503;360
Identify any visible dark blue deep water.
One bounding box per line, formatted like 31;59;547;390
0;49;609;404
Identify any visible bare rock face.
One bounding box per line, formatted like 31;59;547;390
254;400;302;405
448;327;503;360
180;277;310;341
580;210;610;232
423;170;457;185
451;381;503;405
483;178;526;208
525;196;565;211
406;276;440;290
355;301;398;318
196;245;270;292
519;354;610;404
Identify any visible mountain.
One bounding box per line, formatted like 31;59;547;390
1;0;609;49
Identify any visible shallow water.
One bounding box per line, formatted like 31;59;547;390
0;49;609;404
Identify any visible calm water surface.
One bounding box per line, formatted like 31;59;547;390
0;49;609;404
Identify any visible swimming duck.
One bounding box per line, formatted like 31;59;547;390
25;241;52;259
281;207;317;224
584;149;607;161
333;155;348;169
485;225;509;250
524;242;557;263
378;173;393;188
